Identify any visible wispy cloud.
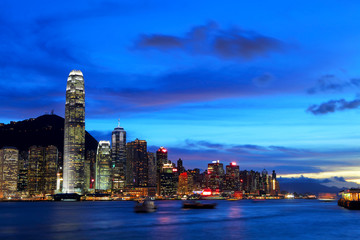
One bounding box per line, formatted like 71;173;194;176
133;21;285;60
307;98;360;115
307;75;360;94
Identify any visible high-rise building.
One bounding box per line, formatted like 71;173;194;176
96;141;112;191
63;70;85;194
147;152;156;187
160;163;177;197
0;147;19;198
28;145;58;196
111;121;126;190
177;158;185;174
207;160;224;191
126;139;148;187
44;145;58;194
28;146;45;196
156;147;168;195
178;172;189;196
17;151;28;193
224;162;240;191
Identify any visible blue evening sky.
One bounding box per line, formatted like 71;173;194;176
1;0;360;183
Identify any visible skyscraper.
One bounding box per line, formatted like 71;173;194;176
224;162;240;191
28;145;58;196
126;139;148;187
177;158;185;174
0;147;19;199
160;163;177;197
156;147;168;195
111;121;126;190
96;141;112;191
63;70;85;194
207;160;224;191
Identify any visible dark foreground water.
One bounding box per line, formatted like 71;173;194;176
0;199;359;240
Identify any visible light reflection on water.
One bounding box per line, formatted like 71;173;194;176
0;200;360;239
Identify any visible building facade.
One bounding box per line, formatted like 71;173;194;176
63;70;86;193
28;145;58;196
126;139;148;187
111;122;127;190
156;147;168;195
0;147;19;198
96;141;112;191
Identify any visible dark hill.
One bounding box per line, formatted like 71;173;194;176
278;178;345;195
0;114;98;153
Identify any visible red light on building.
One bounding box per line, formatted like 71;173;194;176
91;179;95;182
202;189;212;196
240;179;243;183
162;149;167;153
231;162;236;166
172;168;178;172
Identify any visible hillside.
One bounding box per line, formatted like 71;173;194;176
0;114;98;153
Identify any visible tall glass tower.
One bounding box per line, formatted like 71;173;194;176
63;70;85;193
96;141;112;190
111;121;126;190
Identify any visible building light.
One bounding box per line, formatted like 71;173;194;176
202;189;212;196
231;162;236;166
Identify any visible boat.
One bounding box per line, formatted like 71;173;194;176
318;193;337;202
182;200;217;209
134;198;157;213
53;193;82;201
338;189;360;210
85;193;113;201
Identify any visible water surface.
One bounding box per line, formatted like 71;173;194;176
0;200;359;239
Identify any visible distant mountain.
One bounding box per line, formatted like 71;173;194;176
278;177;346;194
0;114;98;153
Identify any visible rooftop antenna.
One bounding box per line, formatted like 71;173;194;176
118;118;120;127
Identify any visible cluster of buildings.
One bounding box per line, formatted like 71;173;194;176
0;70;280;200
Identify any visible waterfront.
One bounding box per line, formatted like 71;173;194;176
1;200;360;239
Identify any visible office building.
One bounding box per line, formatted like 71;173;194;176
63;70;86;193
96;141;112;191
0;147;19;198
126;139;148;187
111;121;126;190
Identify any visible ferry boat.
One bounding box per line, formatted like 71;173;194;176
134;198;157;213
53;193;82;201
182;200;217;209
338;189;360;210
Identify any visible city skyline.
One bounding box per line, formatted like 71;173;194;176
1;1;360;186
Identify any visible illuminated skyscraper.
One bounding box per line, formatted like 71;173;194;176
28;145;58;196
160;163;177;197
63;70;85;193
126;139;148;187
111;121;126;190
96;141;112;191
224;162;240;191
156;147;167;195
0;147;19;198
207;160;224;191
147;152;156;187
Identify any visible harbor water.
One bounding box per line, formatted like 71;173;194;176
1;199;359;239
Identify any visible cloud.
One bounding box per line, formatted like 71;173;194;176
163;139;353;174
307;98;360;115
133;22;285;60
307;75;360;94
